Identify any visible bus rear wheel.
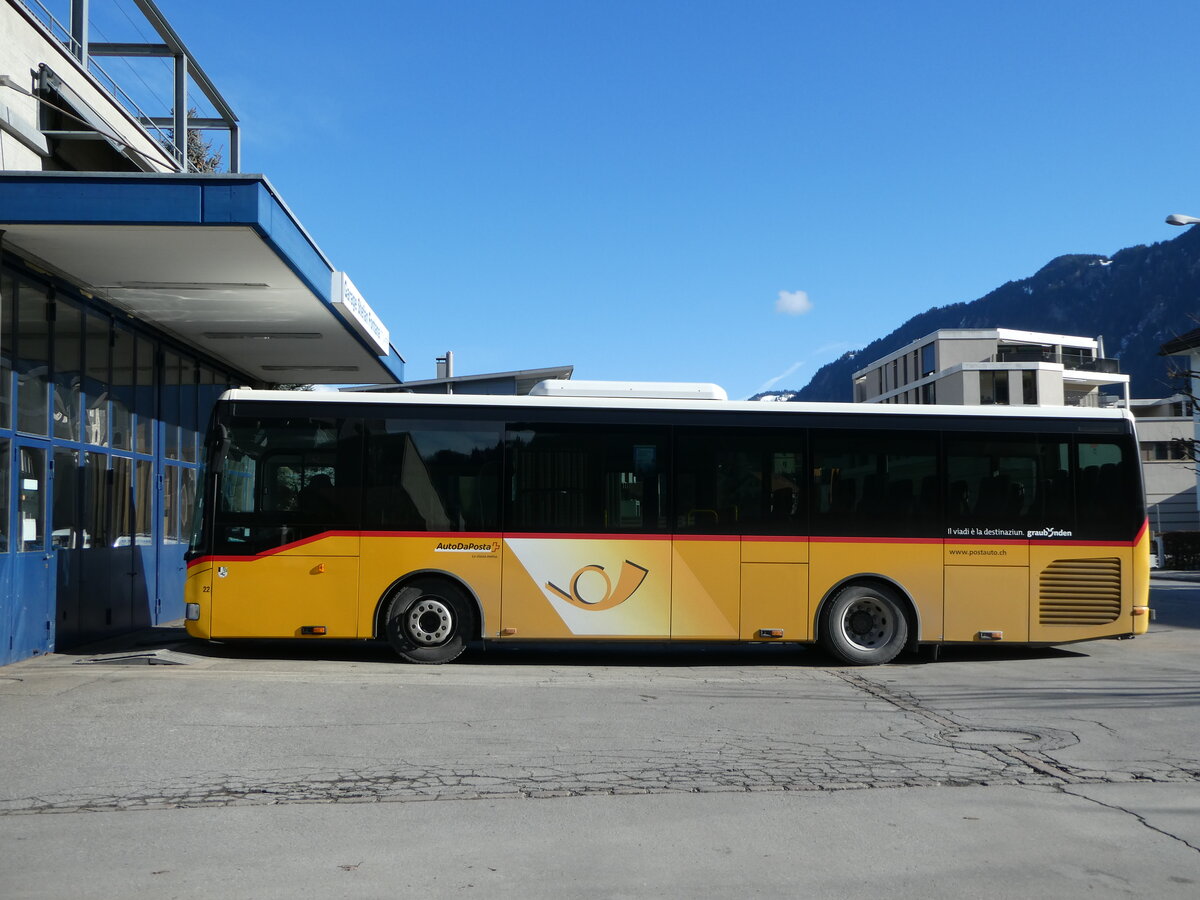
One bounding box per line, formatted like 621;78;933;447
385;578;473;664
820;584;908;666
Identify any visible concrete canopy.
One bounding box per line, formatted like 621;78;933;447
0;172;404;385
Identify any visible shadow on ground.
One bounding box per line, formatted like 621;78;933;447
53;624;1086;670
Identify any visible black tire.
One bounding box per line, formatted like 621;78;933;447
820;583;909;665
384;577;474;664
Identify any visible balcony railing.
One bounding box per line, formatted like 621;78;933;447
16;0;239;172
994;348;1121;374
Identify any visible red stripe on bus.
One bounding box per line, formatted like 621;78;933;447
809;536;944;545
739;535;809;544
189;518;1149;569
502;532;673;541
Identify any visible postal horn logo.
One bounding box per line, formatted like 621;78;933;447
546;560;649;611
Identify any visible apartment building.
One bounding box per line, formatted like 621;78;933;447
1129;396;1197;534
852;328;1130;408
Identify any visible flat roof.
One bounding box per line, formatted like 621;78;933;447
346;365;573;393
0;172;404;385
852;327;1103;379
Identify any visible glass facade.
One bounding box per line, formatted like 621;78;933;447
0;260;240;654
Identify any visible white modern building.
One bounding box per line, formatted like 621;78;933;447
1160;328;1200;526
1128;396;1197;535
852;328;1130;408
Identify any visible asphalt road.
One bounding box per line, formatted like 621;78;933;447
1;579;1198;898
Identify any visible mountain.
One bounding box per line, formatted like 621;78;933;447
776;227;1200;403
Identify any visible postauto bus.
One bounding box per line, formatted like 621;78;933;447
184;381;1150;665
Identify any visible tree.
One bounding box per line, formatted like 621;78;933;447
1163;317;1200;467
185;122;223;173
162;108;223;173
1166;361;1199;467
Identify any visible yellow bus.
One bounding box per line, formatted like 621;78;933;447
184;381;1150;665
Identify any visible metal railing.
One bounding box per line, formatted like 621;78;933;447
994;348;1121;374
16;0;237;172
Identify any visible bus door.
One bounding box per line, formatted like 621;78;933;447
501;424;671;639
209;415;361;639
941;436;1043;643
672;429;807;641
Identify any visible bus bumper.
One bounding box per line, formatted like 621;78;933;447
1131;606;1151;635
184;560;214;640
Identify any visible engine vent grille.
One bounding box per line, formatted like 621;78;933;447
1038;558;1122;625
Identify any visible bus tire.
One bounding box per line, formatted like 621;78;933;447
384;577;473;664
820;583;908;666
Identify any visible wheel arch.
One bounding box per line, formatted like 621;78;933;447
814;573;922;652
373;569;486;641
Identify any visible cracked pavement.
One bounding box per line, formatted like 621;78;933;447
3;665;1195;817
2;579;1199;897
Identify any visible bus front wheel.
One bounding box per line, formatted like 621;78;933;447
385;578;473;664
820;584;908;666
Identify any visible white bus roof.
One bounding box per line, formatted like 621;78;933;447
528;380;728;400
219;385;1135;423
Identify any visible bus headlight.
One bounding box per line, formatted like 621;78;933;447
185;603;201;621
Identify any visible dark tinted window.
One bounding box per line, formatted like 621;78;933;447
674;428;804;535
16;280;50;436
811;430;938;537
111;326;134;450
53;299;83;441
920;343;935;377
980;371;1009;406
507;424;667;533
1076;437;1143;540
84;311;110;447
946;436;1072;538
363;418;502;532
944;434;1143;541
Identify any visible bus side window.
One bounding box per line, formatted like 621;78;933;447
673;429;804;535
507;424;666;533
363;420;502;532
946;437;1044;532
1076;439;1138;539
811;431;937;538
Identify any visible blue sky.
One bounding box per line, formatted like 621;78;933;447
79;1;1200;397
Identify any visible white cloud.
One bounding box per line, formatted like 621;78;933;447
757;360;805;393
775;289;812;315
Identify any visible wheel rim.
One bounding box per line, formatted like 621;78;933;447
838;596;894;651
405;597;453;646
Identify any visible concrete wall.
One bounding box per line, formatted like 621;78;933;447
1133;414;1199;534
935;338;998;370
938;370;969;405
1036;368;1064;405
